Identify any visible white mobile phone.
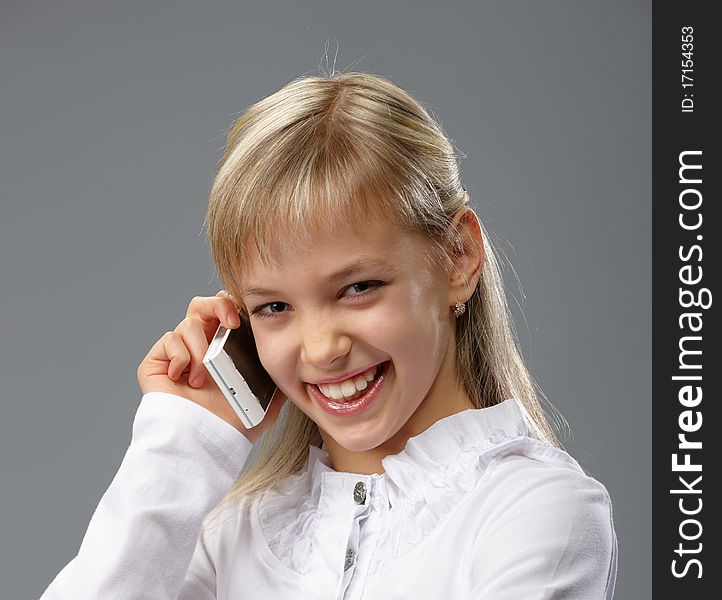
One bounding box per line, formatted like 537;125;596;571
202;317;277;429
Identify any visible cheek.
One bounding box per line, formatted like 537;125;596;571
254;334;290;380
369;281;447;358
255;337;306;406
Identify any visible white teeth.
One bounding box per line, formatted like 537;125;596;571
340;379;359;397
317;364;382;401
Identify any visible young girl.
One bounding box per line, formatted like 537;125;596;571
41;72;617;599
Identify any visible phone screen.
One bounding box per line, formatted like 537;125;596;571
223;318;277;410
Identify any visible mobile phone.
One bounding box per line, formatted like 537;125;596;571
202;316;277;429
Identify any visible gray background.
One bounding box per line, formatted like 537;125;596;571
0;1;650;598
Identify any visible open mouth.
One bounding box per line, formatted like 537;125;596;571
314;361;389;403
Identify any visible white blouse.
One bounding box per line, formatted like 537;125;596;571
41;392;618;599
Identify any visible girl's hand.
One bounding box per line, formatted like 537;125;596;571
136;290;286;443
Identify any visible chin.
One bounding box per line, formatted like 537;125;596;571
337;436;384;453
321;418;388;453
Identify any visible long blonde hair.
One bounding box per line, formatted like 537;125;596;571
203;71;566;527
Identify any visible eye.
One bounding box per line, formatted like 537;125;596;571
343;280;385;297
251;301;290;319
250;280;387;320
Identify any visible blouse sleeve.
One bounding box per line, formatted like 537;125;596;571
468;458;618;599
39;391;253;600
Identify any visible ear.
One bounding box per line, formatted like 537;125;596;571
446;206;484;307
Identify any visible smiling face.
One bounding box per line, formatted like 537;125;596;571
239;215;474;474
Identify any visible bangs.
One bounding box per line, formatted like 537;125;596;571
225;128;419;281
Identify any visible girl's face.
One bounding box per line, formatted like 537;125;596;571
240;215;473;473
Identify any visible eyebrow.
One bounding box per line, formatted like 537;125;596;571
239;256;397;299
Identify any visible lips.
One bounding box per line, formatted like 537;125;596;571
309;362;384;386
306;360;390;417
314;363;384;402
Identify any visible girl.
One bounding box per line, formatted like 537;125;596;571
41;72;617;599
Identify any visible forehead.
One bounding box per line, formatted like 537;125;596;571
239;214;431;288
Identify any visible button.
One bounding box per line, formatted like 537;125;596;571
344;548;356;571
353;481;367;504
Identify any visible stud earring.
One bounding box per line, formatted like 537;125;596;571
453;300;466;318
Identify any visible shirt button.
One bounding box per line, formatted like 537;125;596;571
344;548;356;571
353;481;367;504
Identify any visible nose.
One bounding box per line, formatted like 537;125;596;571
299;312;352;369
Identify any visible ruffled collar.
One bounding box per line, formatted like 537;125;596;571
256;397;535;575
306;397;528;508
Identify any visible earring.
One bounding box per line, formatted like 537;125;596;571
453;300;466;318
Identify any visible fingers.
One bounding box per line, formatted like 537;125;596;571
216;289;242;313
157;319;212;388
161;331;191;381
173;318;211;387
187;293;240;333
175;289;240;387
146;291;244;389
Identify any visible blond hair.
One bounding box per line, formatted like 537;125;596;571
203;71;565;527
